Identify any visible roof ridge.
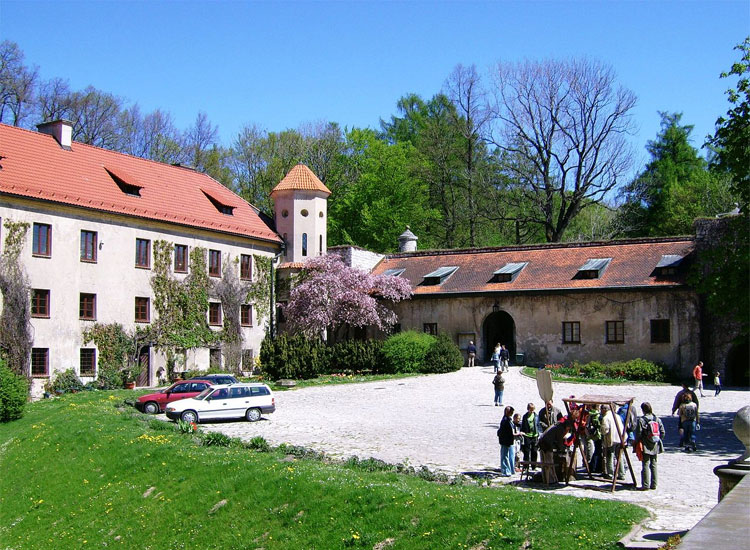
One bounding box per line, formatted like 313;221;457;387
384;236;695;259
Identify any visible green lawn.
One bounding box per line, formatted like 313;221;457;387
0;391;647;549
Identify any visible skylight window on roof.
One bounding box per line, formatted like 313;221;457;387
575;258;611;279
422;266;458;285
653;254;685;276
492;262;527;283
105;168;142;197
382;268;406;277
202;190;235;216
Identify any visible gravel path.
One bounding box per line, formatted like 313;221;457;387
200;366;748;533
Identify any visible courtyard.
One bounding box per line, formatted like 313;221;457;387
199;365;747;534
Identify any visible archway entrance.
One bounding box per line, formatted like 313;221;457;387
482;311;516;363
725;341;749;387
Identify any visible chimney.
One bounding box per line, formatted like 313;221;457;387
398;226;418;253
37;120;73;150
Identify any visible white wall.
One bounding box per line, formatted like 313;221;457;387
273;190;327;263
0;197;278;396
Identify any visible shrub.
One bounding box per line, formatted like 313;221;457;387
247;436;271;452
327;339;383;374
260;333;326;380
176;419;198;434
200;431;232;447
96;364;125;390
45;369;84;394
545;358;668;382
422;333;463;374
381;331;435;374
0;361;29;422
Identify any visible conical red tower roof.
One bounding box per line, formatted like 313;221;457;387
271;163;331;197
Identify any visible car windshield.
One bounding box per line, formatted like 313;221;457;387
194;388;214;401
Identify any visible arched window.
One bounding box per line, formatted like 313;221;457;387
319;235;323;255
302;233;308;257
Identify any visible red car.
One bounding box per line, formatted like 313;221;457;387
136;380;213;414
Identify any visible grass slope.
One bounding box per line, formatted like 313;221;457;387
0;392;647;549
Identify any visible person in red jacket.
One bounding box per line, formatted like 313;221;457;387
693;361;707;397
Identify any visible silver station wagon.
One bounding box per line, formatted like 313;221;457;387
165;383;275;423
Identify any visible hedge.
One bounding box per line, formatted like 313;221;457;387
0;360;29;422
545;358;670;382
260;330;465;380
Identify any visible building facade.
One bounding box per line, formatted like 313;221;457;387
0;122;282;396
369;237;702;377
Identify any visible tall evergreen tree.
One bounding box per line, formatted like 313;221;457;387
618;112;734;236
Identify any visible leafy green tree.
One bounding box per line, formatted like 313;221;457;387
692;39;750;341
707;37;749;212
328;128;438;252
618;112;735;236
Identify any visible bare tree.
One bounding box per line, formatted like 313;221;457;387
0;40;38;127
444;64;494;247
68;86;123;148
117;105;183;163
229;124;272;210
184;111;219;171
36;77;71;122
488;58;636;242
299;120;344;185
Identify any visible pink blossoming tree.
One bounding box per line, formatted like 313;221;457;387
281;255;412;339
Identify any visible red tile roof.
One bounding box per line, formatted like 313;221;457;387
371;238;695;294
0;124;281;243
270;163;331;196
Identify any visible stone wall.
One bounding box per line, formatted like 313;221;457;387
391;288;701;377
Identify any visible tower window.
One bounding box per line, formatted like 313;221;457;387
302;233;308;257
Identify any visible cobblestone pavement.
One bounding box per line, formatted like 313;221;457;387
199;366;748;533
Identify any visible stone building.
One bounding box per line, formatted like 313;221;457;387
369;236;702;377
0;121;282;396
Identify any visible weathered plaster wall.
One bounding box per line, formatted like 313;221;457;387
0;197;278;396
392;289;700;377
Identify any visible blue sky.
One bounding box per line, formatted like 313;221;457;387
2;1;748;169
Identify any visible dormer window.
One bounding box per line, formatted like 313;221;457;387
653;255;684;277
575;258;611;279
422;266;458;285
383;268;406;277
201;190;235;215
105;167;142;197
491;262;527;283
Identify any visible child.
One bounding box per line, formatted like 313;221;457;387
513;413;523;471
492;371;504;406
714;371;722;396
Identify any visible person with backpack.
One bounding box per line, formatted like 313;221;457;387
634;402;665;490
492;370;505;406
679;393;699;452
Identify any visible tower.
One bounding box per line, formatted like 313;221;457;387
271;164;331;263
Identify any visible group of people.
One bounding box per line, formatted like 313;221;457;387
490;343;510;373
489;356;719;490
496;397;667;491
692;360;721;398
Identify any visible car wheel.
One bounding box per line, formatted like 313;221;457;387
181;410;198;424
143;401;159;415
245;408;261;422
